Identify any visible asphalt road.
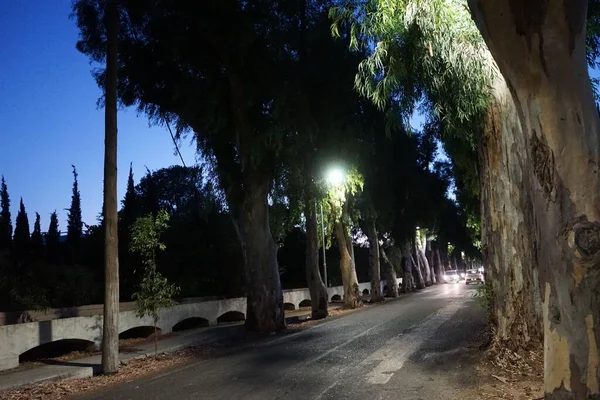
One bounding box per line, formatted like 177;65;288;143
83;284;487;400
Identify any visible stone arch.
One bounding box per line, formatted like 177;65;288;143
283;303;296;311
172;317;210;332
119;326;161;339
19;338;96;363
299;299;311;308
331;294;342;302
362;289;370;295
217;311;245;324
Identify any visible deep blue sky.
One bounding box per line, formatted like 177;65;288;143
0;1;196;232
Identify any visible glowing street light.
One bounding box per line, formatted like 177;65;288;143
320;166;346;288
326;167;345;186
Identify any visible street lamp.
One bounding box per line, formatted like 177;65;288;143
326;167;345;186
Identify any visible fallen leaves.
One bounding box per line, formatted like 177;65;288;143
2;346;213;400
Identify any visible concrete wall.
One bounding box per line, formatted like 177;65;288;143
0;278;402;372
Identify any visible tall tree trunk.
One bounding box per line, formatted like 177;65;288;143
365;220;384;302
416;236;432;286
418;236;433;286
304;196;328;320
380;246;398;298
426;241;437;284
400;245;412;293
405;242;424;289
444;250;452;271
415;247;429;287
479;73;542;350
333;205;361;308
470;1;600;397
102;0;120;375
419;249;432;286
238;174;285;332
434;244;445;284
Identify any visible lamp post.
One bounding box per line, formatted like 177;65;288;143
320;202;328;287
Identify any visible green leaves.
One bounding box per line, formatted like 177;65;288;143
130;210;180;327
132;268;180;322
130;210;170;268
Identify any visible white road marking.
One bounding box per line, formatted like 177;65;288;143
362;301;464;385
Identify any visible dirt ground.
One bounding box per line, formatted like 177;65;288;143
470;345;544;400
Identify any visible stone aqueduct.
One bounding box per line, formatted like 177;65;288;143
0;279;401;371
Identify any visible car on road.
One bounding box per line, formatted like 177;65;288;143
443;270;461;283
465;269;485;285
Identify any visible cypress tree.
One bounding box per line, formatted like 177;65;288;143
121;163;138;225
66;165;83;262
0;176;12;250
31;212;43;259
45;211;60;264
120;164;139;298
141;168;159;217
12;198;30;262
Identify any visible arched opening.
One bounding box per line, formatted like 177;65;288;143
20;339;96;363
119;326;161;340
172;317;210;332
331;294;342;302
362;289;370;295
217;311;245;324
284;303;296;311
299;299;311;308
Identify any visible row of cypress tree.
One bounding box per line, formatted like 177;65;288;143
0;166;82;266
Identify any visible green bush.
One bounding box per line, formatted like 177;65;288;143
472;280;494;318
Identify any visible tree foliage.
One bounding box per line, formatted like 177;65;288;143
66;165;83;261
31;212;43;260
130;210;180;355
130;210;170;268
0;176;12;250
12;198;30;263
45;211;60;264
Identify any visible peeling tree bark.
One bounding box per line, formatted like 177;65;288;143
406;242;425;289
416;235;433;286
366;220;384;302
304;195;328;320
434;244;445;284
479;73;542;350
470;0;600;396
239;172;285;333
333;205;361;308
380;246;399;297
426;241;437;284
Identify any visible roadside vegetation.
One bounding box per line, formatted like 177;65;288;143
1;0;598;397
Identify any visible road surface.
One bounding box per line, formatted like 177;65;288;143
83;284;487;400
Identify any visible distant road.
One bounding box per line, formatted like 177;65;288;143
82;284;486;400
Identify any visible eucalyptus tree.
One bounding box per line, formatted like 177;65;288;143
73;0;315;332
328;169;363;308
333;1;600;395
355;109;416;300
330;0;539;349
252;0;372;316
